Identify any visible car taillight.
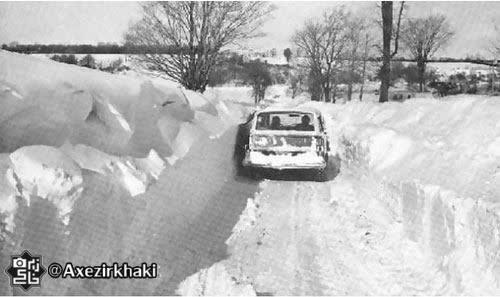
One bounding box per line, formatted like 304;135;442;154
315;136;324;152
251;135;270;148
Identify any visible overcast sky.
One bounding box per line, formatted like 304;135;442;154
0;1;499;58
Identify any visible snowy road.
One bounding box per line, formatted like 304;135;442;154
0;127;261;295
180;165;449;295
179;96;500;295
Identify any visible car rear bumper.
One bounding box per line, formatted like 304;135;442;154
242;150;326;170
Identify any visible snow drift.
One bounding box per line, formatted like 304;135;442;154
0;50;231;156
0;50;237;229
0;50;258;295
308;96;500;294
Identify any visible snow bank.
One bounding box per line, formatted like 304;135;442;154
0;154;18;231
0;50;232;155
60;142;166;196
309;96;500;293
0;49;238;231
7;145;83;225
177;262;256;296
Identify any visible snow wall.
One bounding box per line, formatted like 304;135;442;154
309;97;500;294
0;50;255;294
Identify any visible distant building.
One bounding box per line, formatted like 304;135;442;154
452;68;470;76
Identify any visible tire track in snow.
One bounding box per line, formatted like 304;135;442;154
290;181;332;295
207;168;448;295
220;178;334;295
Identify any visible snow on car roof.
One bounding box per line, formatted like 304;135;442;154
256;106;322;116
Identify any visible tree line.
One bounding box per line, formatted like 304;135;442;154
0;43;193;55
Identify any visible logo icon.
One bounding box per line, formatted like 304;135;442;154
5;250;46;291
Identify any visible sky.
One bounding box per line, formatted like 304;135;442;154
0;1;499;58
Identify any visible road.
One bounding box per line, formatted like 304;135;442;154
179;165;448;295
0;124;446;295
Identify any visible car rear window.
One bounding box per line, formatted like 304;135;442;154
255;112;315;131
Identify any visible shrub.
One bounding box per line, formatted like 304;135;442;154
50;54;77;65
79;54;96;69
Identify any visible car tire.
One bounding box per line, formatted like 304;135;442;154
315;155;332;182
248;167;262;180
316;167;327;182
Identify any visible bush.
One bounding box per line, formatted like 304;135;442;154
337;69;362;85
377;61;405;85
208;67;232;87
376;62;440;89
50;54;78;65
79;54;96;69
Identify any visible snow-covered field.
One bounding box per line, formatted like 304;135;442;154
1;49;499;295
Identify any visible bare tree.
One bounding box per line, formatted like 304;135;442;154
345;17;371;101
379;1;405;103
292;8;349;102
359;31;375;101
125;1;273;92
400;14;453;92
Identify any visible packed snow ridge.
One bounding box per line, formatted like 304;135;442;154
0;50;239;230
312;97;500;293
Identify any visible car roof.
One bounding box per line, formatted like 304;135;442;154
255;106;322;116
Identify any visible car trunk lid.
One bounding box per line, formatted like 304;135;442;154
250;132;318;152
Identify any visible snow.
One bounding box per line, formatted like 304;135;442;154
165;122;200;165
177;262;257;296
8;145;83;225
0;49;263;295
106;101;132;132
244;150;324;168
0;155;18;231
181;94;500;295
2;48;500;294
488;136;500;156
308;96;500;203
307;95;500;293
0;49;238;231
204;84;304;107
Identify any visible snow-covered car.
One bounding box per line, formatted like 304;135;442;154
240;107;330;180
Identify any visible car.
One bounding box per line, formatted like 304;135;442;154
236;106;331;181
